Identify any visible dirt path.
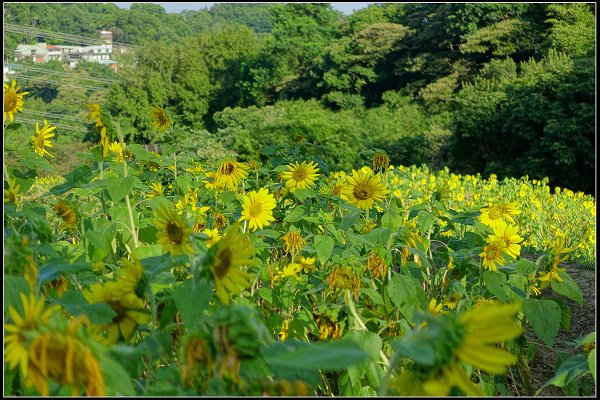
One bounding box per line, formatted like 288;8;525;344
523;265;596;396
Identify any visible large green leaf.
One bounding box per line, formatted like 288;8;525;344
100;355;135;396
4;276;31;315
261;338;368;372
105;176;135;202
314;235;335;265
551;271;583;305
58;291;116;324
536;354;589;394
173;279;210;332
523;299;561;347
386;272;425;322
484;270;510;302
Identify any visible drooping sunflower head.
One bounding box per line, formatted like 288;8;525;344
26;320;106;396
207;223;256;305
30;119;56;158
150;105;172;132
366;248;389;280
342;168;390;211
281;229;306;257
240;187;277;231
280;160;320;191
215;160;249;191
371;150;390;172
53;200;78;231
4;79;29;123
327;265;362;299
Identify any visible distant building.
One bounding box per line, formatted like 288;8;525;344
12;30;120;70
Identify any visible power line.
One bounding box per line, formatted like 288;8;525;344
17;117;89;133
6;63;119;84
4;23;138;49
11;73;109;91
22;109;90;124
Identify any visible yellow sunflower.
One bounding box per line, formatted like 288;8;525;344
4;79;29;123
215;160;249;191
153;204;194;255
297;256;316;273
479;202;521;229
280;160;320;191
4;177;22;208
203;228;221;248
479;237;508;272
342;168;390;211
4;293;58;377
207;223;256;305
146;181;165;198
83;282;148;344
240;187;276;231
86;103;110;158
488;219;524;258
30;119;56;158
150;105;172;132
26;326;106;396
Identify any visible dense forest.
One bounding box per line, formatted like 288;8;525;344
3;2;596;194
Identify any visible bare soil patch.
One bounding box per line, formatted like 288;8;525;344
522;263;596;396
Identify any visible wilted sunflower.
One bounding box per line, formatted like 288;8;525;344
371;150;390;172
153;204;194;255
342;168;390;211
280;160;320;191
86;103;110;158
30;119;56;158
240;187;276;231
150;105;172;132
26;317;106;396
215;160;249;191
281;229;306;258
4;293;58;377
53;201;78;231
207;223;256;305
4;79;29;123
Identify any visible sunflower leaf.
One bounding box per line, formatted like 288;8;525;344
523;298;561;347
314;235;335;265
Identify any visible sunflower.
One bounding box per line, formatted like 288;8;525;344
240;187;276;231
26;319;106;396
4;79;29;123
479;202;521;229
327;266;361;299
153;204;194;255
371;150;390;172
455;302;523;374
4;177;22;208
273;262;303;283
203;228;221;248
207;223;256;305
83;282;148;344
297;256;316;273
146;182;165;198
86;103;110;158
108;141;125;163
342;168;390;211
366;249;388;280
281;229;305;258
150;105;172;132
53;201;78;231
280;160;320;191
4;293;58;377
488;219;523;258
215;160;249;191
30;119;56;158
479;237;508;272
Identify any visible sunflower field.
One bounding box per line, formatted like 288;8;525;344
3;80;597;396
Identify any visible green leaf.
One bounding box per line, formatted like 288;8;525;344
538;354;589;392
523;299;561;347
105;176;135;202
314;235;335;265
392;332;435;366
416;210;435;233
387;273;425;322
484;270;510;302
284;206;306;223
588;348;595;381
262;338;368;372
515;258;537;275
100;355;135;396
47;164;94;195
4;276;31;315
58;291;116;324
173;279;210;332
551;271;583;305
